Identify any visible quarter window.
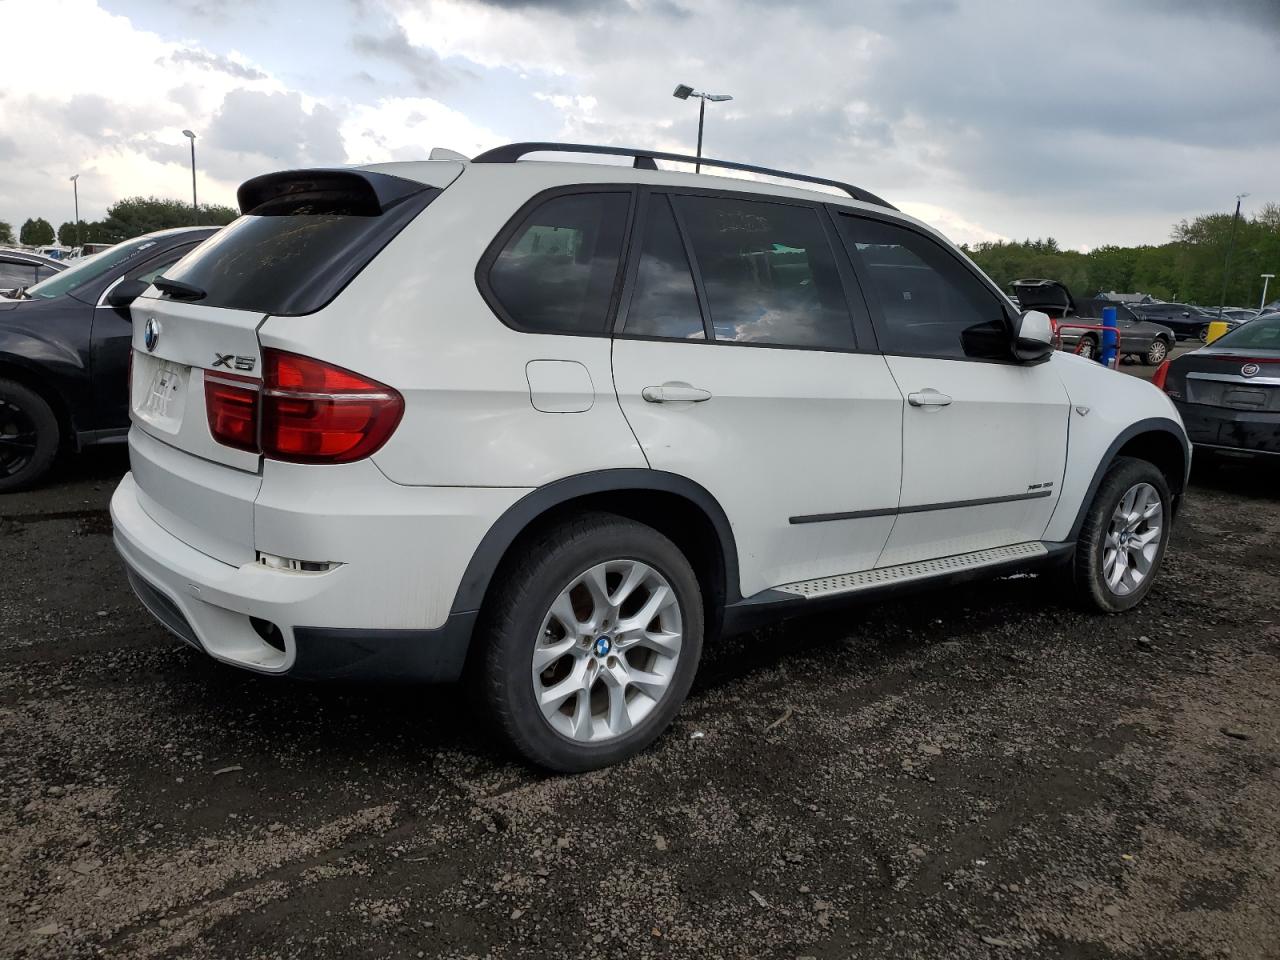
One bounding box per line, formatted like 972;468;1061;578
488;192;629;334
623;195;704;340
675;195;857;350
837;215;1008;360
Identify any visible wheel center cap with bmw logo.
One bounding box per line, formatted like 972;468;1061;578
143;318;161;352
1241;362;1260;378
594;636;612;657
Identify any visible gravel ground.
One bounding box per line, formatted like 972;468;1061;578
3;365;1279;960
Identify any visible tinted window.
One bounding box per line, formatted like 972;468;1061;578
24;234;167;300
0;262;36;287
624;195;704;340
160;181;437;316
1211;313;1280;350
489;192;629;334
837;215;1007;359
676;196;856;349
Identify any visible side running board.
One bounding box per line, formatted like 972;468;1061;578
773;542;1049;600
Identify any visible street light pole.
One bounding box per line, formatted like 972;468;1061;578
1216;192;1248;318
672;84;733;174
1262;274;1275;312
182;129;198;225
69;175;80;248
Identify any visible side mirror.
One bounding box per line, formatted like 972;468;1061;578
1014;310;1054;363
106;278;150;310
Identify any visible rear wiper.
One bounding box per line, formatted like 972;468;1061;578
153;276;206;301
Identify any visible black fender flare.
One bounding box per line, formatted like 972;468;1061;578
448;469;741;615
1065;416;1190;542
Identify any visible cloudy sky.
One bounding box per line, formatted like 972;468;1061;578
0;0;1276;249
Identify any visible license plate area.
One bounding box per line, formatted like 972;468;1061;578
1223;387;1266;410
133;355;189;433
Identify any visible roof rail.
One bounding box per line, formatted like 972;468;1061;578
470;142;896;210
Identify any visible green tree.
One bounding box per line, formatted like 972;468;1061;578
94;197;240;242
0;220;12;244
57;221;88;247
19;217;55;246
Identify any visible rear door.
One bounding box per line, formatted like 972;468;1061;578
833;211;1070;567
611;189;904;598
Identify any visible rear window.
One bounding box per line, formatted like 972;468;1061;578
1211;314;1280;350
157;171;438;316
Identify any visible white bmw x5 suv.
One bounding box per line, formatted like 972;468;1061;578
111;143;1189;771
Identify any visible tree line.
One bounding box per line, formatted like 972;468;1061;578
0;196;239;249
964;203;1280;309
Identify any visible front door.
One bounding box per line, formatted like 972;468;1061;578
832;212;1071;567
611;190;905;599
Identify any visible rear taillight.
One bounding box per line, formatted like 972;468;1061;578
205;371;261;451
1152;359;1171;391
204;351;402;463
260;350;403;464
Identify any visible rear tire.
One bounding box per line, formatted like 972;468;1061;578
1073;457;1171;614
1197;324;1210;342
1144;337;1170;365
479;512;704;772
0;378;60;494
1075;336;1097;360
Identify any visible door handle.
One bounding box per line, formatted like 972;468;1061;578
907;388;952;408
642;382;712;404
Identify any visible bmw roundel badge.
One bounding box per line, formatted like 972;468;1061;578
594;636;612;658
144;317;161;353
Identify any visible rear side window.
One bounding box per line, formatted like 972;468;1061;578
837;215;1007;360
0;262;36;287
675;195;856;350
624;195;705;340
487;192;629;334
158;171;438;316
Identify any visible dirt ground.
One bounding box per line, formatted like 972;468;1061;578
3;364;1278;959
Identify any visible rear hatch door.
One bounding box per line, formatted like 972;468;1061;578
127;165;458;564
1011;279;1075;318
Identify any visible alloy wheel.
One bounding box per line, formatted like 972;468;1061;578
1076;338;1096;359
531;559;683;743
1101;482;1163;596
0;399;38;479
1147;339;1168;364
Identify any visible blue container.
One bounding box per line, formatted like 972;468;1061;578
1100;306;1119;367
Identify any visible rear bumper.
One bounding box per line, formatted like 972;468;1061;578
110;471;517;681
1173;400;1280;456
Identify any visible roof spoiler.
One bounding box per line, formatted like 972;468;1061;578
237;169;428;216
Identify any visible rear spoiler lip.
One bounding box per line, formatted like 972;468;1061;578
236;168;430;216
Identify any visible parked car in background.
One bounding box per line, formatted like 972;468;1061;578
1217;307;1259;323
1011;278;1175;364
1132;302;1236;341
110;146;1188;772
0;226;218;491
1156;310;1280;461
0;249;66;296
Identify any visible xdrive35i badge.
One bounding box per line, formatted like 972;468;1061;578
143;318;160;352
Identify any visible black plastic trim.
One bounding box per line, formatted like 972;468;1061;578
290;612;478;682
471;141;896;209
449;469;742;615
789;489;1053;525
126;569;201;650
1062;417;1190;542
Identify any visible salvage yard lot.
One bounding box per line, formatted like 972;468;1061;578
3;416;1279;959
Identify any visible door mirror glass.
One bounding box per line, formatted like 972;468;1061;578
105;278;150;309
1014;309;1054;363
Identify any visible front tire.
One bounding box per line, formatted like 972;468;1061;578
1073;457;1171;613
0;378;60;494
480;512;704;772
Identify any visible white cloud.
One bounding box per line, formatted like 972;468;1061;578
341;97;504;163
